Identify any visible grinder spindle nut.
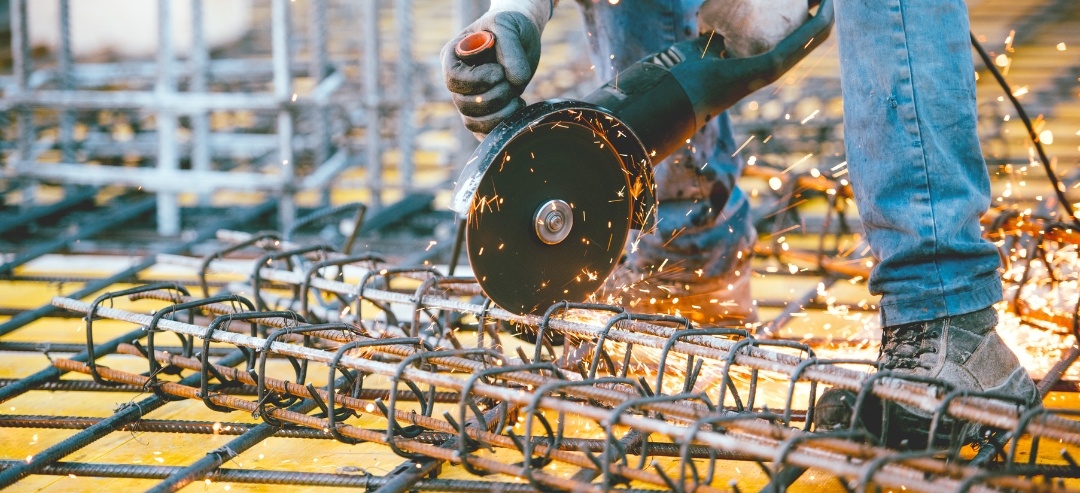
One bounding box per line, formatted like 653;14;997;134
534;199;573;245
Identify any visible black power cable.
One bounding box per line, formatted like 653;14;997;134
971;32;1080;342
970;32;1080;229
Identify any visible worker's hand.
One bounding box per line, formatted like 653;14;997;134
698;0;808;58
441;11;542;136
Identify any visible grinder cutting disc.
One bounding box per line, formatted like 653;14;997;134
462;111;638;314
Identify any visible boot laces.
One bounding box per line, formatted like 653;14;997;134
879;323;939;371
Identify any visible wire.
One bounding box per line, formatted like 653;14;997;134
969;32;1080;229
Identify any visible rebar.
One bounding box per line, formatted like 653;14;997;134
0;199;272;342
0;460;595;491
156;0;181;236
47;286;1078;492
3;182;1078;491
0;350;248;489
151;254;1077;441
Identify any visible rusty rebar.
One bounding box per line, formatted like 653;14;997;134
50;297;1069;493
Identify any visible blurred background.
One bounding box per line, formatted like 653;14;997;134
2;2;1080;491
0;0;1078;247
3;0;1080;372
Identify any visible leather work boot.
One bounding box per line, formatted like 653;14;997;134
814;306;1039;449
812;386;882;436
596;194;758;326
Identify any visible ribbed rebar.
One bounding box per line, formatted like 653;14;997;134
49;298;1065;493
0;460;571;491
148;257;1080;446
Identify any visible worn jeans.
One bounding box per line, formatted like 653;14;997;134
835;0;1002;326
574;0;757;322
572;0;999;327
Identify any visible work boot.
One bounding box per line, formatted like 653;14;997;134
597;191;758;326
814;306;1039;449
812;387;882;437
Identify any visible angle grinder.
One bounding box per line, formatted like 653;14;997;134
451;0;834;314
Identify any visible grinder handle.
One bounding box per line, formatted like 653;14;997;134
581;0;835;163
455;30;497;66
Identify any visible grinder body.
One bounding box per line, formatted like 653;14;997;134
580;1;833;168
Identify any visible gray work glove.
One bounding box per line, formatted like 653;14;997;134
698;0;808;58
441;11;542;136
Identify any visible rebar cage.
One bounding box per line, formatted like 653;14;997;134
3;0;1080;491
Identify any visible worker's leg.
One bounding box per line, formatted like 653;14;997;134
835;0;999;324
820;0;1037;447
576;0;757;324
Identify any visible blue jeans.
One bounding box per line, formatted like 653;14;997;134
835;0;1002;326
574;0;757;318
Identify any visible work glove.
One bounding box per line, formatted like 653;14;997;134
441;11;542;136
698;0;808;58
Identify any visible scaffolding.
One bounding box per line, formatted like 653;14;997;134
1;0;486;236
